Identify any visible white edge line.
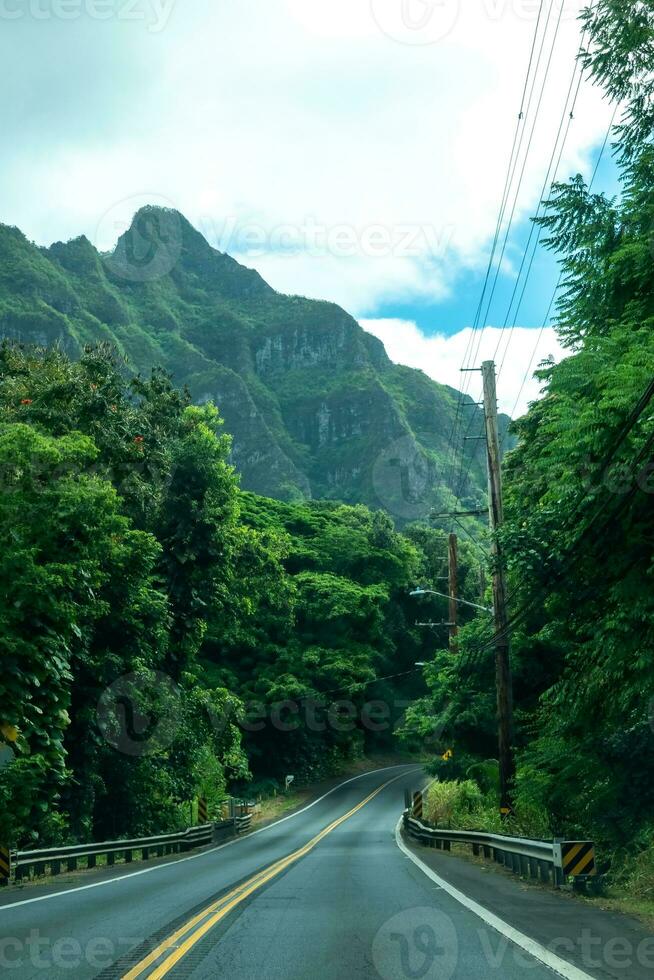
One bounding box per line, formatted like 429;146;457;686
0;764;421;912
394;817;597;980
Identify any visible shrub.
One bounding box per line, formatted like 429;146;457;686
423;780;484;828
616;841;654;902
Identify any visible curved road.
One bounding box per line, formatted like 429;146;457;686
0;766;576;979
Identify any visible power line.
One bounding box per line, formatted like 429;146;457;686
453;12;604;504
458;377;654;670
502;105;618;426
445;1;549;496
449;1;567;508
470;0;566;373
494;23;589;373
494;0;604;385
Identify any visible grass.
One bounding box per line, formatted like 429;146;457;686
253;790;315;824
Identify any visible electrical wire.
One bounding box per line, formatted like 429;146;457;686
444;1;549;495
502;105;618;429
458;378;654;671
453;10;603;500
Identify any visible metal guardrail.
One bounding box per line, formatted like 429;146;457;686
5;807;260;884
404;812;597;889
234;813;253;834
11;823;215;882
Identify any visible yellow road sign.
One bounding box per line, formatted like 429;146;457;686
0;845;10;883
559;841;597;877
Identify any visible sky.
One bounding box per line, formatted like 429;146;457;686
0;0;619;415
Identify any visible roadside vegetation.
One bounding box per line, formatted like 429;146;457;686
405;0;654;911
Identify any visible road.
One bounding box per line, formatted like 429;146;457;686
0;765;588;979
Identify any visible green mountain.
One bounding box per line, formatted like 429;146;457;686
0;206;502;520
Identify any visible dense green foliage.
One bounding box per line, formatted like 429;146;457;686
408;1;654;889
0;211;495;517
0;344;473;846
0;345;249;844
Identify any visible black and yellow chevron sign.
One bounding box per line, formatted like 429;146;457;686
198;798;208;824
560;841;597;878
412;791;423;821
0;845;10;882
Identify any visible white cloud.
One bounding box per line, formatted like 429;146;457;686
0;0;613;317
360;317;568;416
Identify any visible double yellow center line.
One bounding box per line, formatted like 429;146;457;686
123;772;411;979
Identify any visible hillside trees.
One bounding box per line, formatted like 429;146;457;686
0;345;248;844
0;343;446;843
203;496;439;780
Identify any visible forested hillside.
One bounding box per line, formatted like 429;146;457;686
407;0;654;904
0;213;502;519
0;343;484;845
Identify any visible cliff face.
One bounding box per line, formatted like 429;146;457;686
0;207;498;521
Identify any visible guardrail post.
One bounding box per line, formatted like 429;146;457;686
538;860;550;884
88;853;96;869
0;845;11;885
125;849;133;863
67;856;78;872
473;844;480;856
483;845;491;859
107;852;114;867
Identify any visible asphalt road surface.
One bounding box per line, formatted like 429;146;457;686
0;765;591;979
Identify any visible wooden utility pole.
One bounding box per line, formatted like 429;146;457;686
481;360;515;816
448;533;459;654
